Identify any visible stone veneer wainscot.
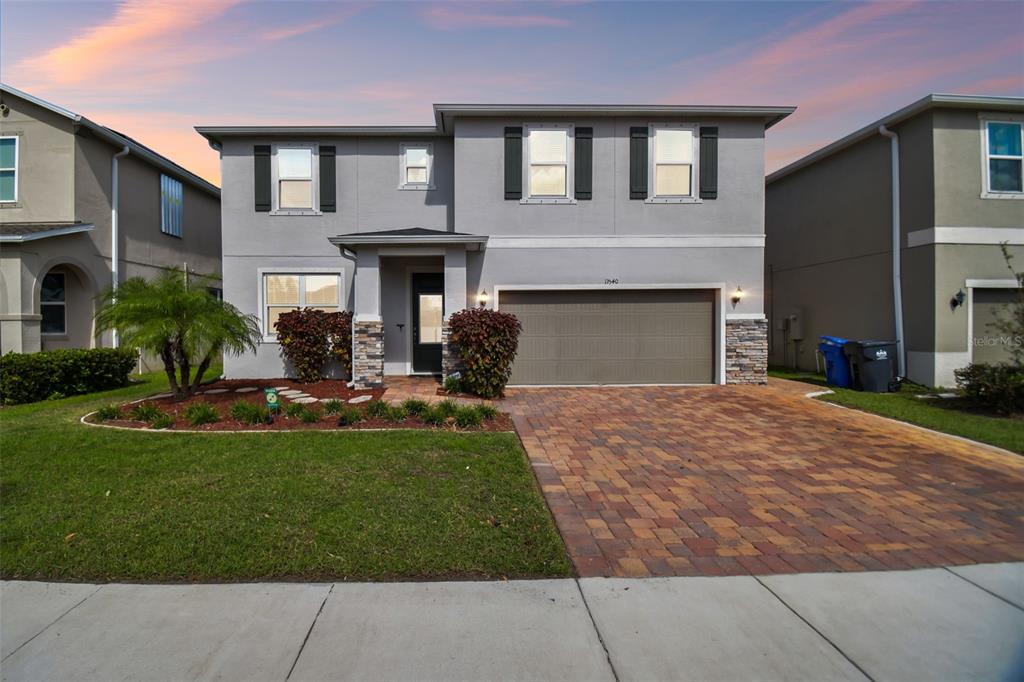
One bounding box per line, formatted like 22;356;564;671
725;318;768;384
352;320;384;389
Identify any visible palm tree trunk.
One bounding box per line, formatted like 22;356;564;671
173;336;191;398
160;345;180;396
190;353;213;395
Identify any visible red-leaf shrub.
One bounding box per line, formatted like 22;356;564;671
448;308;522;398
275;309;353;383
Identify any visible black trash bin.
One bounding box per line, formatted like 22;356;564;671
843;341;899;392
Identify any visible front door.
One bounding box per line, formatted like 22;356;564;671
412;273;444;374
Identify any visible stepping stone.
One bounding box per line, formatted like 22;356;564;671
274;386;290;391
293;397;319;404
348;395;373;404
149;393;173;399
319;397;342;403
915;394;937;400
204;388;229;394
235;387;258;393
938;392;958;399
279;390;304;396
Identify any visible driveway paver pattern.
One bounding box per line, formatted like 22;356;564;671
505;379;1024;578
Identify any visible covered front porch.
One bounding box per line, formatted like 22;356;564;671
328;228;487;389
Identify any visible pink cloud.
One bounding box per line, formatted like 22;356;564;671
955;74;1024;96
260;7;364;42
421;4;570;30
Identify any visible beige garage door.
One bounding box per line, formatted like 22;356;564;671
501;289;715;385
972;288;1020;364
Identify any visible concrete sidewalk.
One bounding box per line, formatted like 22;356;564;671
2;564;1022;682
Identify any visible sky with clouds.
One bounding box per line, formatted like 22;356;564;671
2;0;1021;185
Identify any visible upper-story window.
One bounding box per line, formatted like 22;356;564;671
983;119;1023;197
399;143;434;190
525;124;574;203
273;144;318;213
650;124;698;202
160;174;183;237
0;136;17;203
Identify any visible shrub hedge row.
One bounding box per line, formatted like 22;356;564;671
0;348;137;405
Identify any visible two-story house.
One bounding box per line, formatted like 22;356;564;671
197;103;794;388
766;94;1024;387
0;84;221;356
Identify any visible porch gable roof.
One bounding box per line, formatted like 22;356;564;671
328;228;487;250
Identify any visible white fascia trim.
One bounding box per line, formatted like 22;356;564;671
907;226;1024;248
965;278;1021;288
0;223;95;242
486;235;765;249
725;313;766;320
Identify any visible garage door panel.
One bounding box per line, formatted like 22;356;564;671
502;289;715;385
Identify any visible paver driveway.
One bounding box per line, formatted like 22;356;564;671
506;380;1024;578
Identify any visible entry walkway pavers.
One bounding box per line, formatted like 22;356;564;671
3;564;1022;682
506;379;1024;577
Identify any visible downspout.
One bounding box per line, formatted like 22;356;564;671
878;125;906;377
111;143;130;348
341;247;358;387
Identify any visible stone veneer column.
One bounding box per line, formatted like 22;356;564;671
352;320;384;389
441;322;464;380
725;318;768;384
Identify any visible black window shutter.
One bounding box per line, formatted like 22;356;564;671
629;127;648;199
574;127;593;200
504;127;522;200
254;145;271;212
699;127;719;200
319;145;336;212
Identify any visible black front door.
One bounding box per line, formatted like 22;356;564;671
412;273;444;374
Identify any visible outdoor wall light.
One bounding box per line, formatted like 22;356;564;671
731;287;745;307
950;289;966;310
477;290;489;307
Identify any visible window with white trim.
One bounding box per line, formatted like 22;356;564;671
40;272;66;335
0;136;17;203
160;174;183;237
262;273;341;336
651;124;698;199
525;124;573;201
273;145;317;212
399;143;433;189
984;119;1023;195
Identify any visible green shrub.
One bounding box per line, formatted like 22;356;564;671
230;400;269;425
401;398;429;415
283;402;308;418
184;402;219;426
454;405;483;428
365;400;391;419
0;347;138;405
298;406;322;423
322;399;344;415
954;363;1024;414
129;403;163;422
337;406;363;426
384;405;408;423
149;413;175;430
476;404;499;420
421;406;447;426
436;399;459;418
274;309;353;383
94;404;122;421
443;374;462;394
447;308;522;398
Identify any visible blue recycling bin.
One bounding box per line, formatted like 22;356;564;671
818;336;852;388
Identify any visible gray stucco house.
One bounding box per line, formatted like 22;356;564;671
766;94;1024;387
197;103;794;388
0;84;222;355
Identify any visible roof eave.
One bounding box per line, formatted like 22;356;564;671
0;223;95;243
328;234;489;248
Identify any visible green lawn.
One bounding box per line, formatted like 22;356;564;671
769;366;1024;454
0;371;571;582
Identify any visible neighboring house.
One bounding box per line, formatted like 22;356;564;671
0;84;221;356
766;94;1024;387
197;102;794;388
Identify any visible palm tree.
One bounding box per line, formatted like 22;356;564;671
95;269;261;398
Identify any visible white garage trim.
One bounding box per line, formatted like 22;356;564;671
485;235;765;249
494;283;726;385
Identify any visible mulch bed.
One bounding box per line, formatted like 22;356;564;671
86;378;512;432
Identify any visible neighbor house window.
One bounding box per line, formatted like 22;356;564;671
984;120;1023;195
0;136;17;203
160;174;183;237
525;124;573;201
262;273;341;336
40;272;66;335
399;143;433;189
651;124;697;199
274;145;316;211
